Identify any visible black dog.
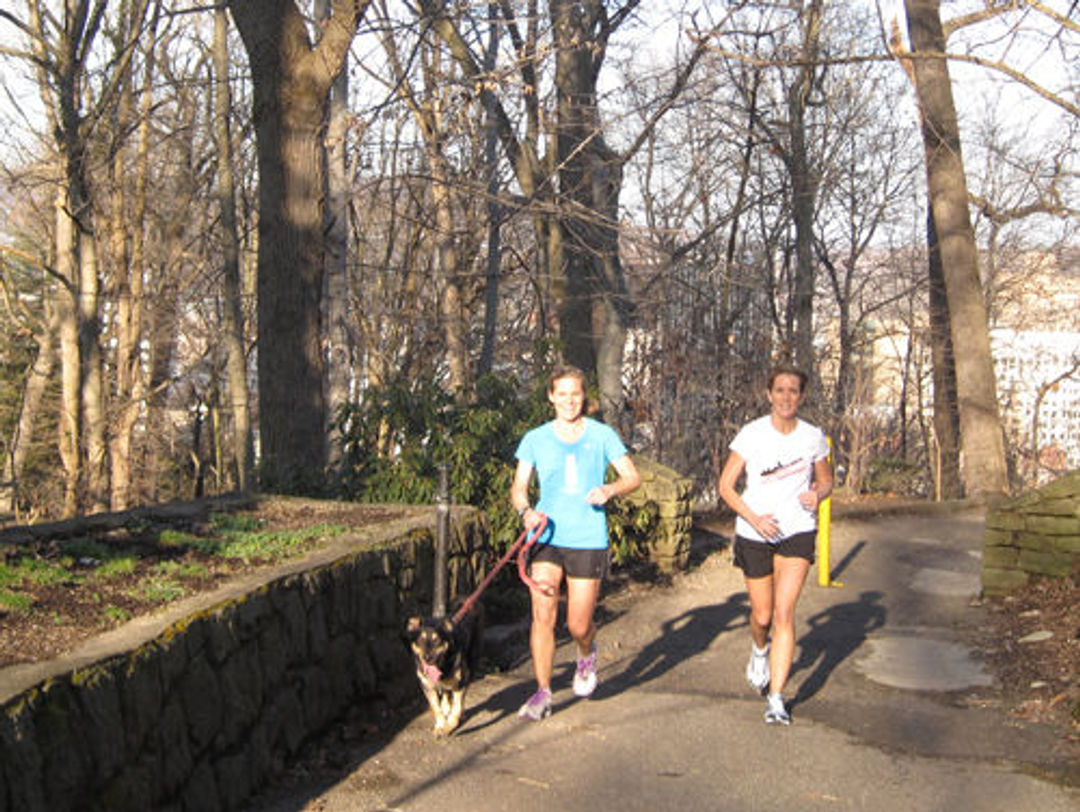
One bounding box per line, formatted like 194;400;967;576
405;606;483;736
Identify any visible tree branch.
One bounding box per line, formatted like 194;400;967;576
702;42;1080;119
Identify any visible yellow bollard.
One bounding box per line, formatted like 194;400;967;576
817;437;842;588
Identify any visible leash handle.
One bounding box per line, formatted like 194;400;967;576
451;512;550;626
517;514;556;597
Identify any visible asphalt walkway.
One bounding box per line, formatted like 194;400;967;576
252;506;1079;811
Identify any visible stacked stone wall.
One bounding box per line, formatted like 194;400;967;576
982;471;1080;596
621;456;694;573
0;505;489;812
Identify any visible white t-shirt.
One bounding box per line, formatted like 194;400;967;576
729;415;829;543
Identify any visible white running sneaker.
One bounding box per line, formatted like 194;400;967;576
518;688;553;721
573;644;598;697
745;643;770;693
764;692;791;725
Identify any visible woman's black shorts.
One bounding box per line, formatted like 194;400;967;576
733;531;816;578
529;544;610;580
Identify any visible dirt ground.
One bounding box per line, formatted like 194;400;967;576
972;574;1079;736
1;497;1076;743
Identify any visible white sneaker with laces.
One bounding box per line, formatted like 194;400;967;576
764;692;791;725
518;688;552;721
745;642;770;693
573;644;598;697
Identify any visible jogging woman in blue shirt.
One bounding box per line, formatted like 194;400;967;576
511;366;641;720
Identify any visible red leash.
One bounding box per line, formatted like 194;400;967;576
451;513;553;626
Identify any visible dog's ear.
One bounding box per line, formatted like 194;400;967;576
405;615;422;639
439;617;455;635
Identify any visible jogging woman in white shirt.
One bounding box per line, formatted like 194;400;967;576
718;366;832;725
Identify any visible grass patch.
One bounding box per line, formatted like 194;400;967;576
158;529;203;548
137;578;186;604
154;560;210;579
94;557;137;579
210;512;262;533
213;522;350;563
0;512;354;631
104;606;131;623
0;590;34;612
18;558;71;587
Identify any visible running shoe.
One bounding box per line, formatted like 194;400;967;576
745;642;770;693
573;644;598;697
764;692;791;725
518;688;552;721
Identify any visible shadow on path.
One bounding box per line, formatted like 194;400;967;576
827;539;867;582
790;590;886;708
600;593;750;694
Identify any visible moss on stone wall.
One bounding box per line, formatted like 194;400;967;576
982;470;1080;596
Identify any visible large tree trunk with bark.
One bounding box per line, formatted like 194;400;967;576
228;0;370;493
551;0;631;421
904;0;1007;496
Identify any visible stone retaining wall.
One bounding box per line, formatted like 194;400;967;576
0;502;489;812
982;470;1080;596
622;456;694;573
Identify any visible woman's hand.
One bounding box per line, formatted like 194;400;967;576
750;512;781;541
521;507;544;530
585;485;611;506
798;489;820;511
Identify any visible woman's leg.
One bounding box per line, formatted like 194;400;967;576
744;574;775;649
565;576;602;656
768;554;811;695
528;561;564;689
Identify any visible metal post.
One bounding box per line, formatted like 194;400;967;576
817;436;842;588
433;463;450;618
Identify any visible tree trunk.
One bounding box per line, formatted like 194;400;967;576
54;179;82;518
108;5;157;511
788;0;823;375
432;167;470;395
79;205;107;513
551;0;631;420
423;54;469;396
477;6;502;379
228;0;370;493
214;6;253;492
927;207;963;499
1;309;58;518
904;0;1007;496
317;0;352;472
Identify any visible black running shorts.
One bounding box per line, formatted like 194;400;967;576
733;531;816;578
530;544;610;580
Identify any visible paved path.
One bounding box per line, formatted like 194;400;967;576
251;507;1078;811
